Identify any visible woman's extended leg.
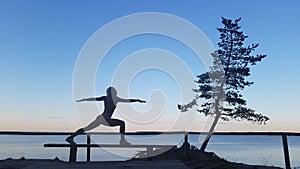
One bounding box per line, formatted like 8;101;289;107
83;115;104;131
66;115;104;144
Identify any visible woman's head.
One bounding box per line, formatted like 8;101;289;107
106;86;117;96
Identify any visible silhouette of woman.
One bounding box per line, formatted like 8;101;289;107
66;86;146;145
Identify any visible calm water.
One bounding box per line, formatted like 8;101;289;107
0;134;299;168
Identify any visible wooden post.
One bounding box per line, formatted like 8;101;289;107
69;145;77;162
282;134;291;169
87;134;91;162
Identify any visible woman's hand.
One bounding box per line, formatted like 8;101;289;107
138;99;146;103
76;99;85;102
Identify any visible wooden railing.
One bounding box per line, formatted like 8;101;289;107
1;131;299;169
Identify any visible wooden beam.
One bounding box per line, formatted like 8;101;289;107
2;131;300;136
69;145;77;162
44;144;175;148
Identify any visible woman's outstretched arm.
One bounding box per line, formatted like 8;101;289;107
76;96;105;102
117;97;146;103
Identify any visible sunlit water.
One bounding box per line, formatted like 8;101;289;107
0;134;299;168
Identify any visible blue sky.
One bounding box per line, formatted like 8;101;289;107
0;0;299;132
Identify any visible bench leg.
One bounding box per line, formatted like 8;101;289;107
69;145;77;162
87;135;91;162
146;147;153;156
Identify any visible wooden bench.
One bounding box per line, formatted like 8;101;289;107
44;143;176;162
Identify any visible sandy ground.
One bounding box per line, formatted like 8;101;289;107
0;159;190;169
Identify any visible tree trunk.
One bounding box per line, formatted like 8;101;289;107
200;110;221;152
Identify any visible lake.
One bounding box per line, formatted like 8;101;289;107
0;134;299;168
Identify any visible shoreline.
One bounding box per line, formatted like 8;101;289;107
0;157;282;169
1;145;285;169
0;158;189;169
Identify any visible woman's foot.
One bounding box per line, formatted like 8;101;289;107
65;137;76;144
119;139;131;146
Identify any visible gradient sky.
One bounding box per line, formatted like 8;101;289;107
0;0;299;132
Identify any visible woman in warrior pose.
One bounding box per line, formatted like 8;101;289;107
66;86;146;145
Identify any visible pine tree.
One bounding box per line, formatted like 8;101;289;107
178;17;269;151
